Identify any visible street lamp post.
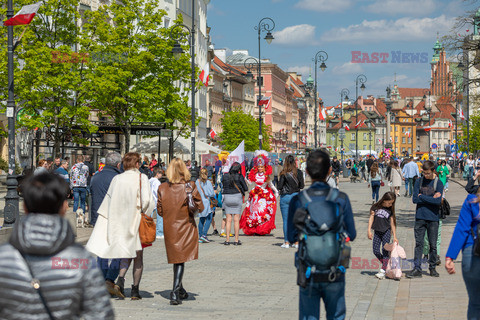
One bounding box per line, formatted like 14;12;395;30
340;88;349;161
458;52;470;154
385;86;393;151
3;0;19;227
312;50;328;149
423;90;431;158
355;74;367;159
171;6;197;162
254;17;275;150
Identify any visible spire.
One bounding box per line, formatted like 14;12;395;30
431;36;442;65
306;72;314;87
475;8;480;35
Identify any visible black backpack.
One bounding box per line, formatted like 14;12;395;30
293;187;351;287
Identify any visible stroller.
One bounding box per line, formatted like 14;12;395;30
350;165;361;183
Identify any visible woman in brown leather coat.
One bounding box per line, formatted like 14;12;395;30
157;158;204;305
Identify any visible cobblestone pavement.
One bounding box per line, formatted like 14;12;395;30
101;178;469;320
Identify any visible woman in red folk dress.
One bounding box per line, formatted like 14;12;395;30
240;151;278;235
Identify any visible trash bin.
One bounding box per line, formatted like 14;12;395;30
343;165;348;178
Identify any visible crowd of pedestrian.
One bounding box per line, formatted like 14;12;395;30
1;148;480;319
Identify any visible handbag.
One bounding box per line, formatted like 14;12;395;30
185;182;200;216
17;250;56;320
380;181;385;187
138;174;156;245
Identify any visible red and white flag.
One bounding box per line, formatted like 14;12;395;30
259;96;271;106
460;109;465;120
354;119;363;129
424;126;431;132
301;135;307;145
448;120;453;128
3;2;41;26
319;107;327;121
209;128;217;139
308;130;313;135
199;62;210;86
405;131;411;138
344;124;350;131
226;140;246;176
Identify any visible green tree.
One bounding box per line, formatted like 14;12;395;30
459;110;480;153
79;0;194;152
0;0;96;156
220;108;271;152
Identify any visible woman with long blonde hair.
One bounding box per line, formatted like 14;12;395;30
157;158;203;305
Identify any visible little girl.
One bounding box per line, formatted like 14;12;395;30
367;191;398;280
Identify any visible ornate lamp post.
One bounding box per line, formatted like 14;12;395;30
340;88;349;161
385;86;393;151
171;12;197;162
458;52;469;154
253;17;275;150
355;74;367;159
423;90;432;157
312;50;328;148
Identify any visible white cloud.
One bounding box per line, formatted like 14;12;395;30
364;0;435;16
320;15;455;43
332;62;364;75
295;0;353;12
273;24;318;46
286;65;311;79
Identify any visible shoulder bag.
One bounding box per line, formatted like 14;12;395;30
185;181;200;216
138;174;156;245
472;224;480;256
17;250;56;320
232;175;245;202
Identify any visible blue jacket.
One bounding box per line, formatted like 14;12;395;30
287;181;356;244
196;180;215;218
90;165;121;225
412;177;443;221
446;194;480;260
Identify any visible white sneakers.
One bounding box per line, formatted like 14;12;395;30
156;235;164;239
375;269;386;280
281;243;290;248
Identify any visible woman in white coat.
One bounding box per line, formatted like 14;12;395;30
86;152;155;300
389;160;403;197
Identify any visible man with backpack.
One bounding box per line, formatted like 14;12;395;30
287;149;356;320
406;160;443;278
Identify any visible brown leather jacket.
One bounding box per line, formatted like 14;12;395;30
157;181;204;264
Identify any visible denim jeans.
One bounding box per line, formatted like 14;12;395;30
97;257;121;283
423;220;442;256
414;219;439;270
198;212;213;238
462;245;480;319
405;178;414;196
299;278;346;320
73;187;87;213
280;193;298;242
371;181;380;202
155;209;164;237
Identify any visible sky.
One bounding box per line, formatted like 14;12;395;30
207;0;478;107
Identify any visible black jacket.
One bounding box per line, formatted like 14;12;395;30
278;170;304;195
0;214;114;320
222;173;248;195
466;177;479;194
90;165;121;225
190;166;200;181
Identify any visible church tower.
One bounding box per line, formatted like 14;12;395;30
430;38;455;98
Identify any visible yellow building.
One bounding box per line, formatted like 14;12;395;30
390;109;416;156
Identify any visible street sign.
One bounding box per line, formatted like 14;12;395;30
331;136;336;141
431;143;437;149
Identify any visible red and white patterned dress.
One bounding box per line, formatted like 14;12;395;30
240;171;277;235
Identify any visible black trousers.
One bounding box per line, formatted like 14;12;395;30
414;219;439;270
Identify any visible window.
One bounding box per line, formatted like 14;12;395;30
402;137;406;143
395;126;398;132
351;133;356;141
402;147;406;152
402;127;405;133
363;133;367;140
444;132;448;139
408;138;412;143
363;145;367;150
395;136;398;143
432;132;436;138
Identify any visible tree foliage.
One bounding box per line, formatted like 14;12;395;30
220;108;271;152
0;0;94;156
79;0;194;152
459;110;480;153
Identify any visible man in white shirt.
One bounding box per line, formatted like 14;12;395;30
149;167;163;239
